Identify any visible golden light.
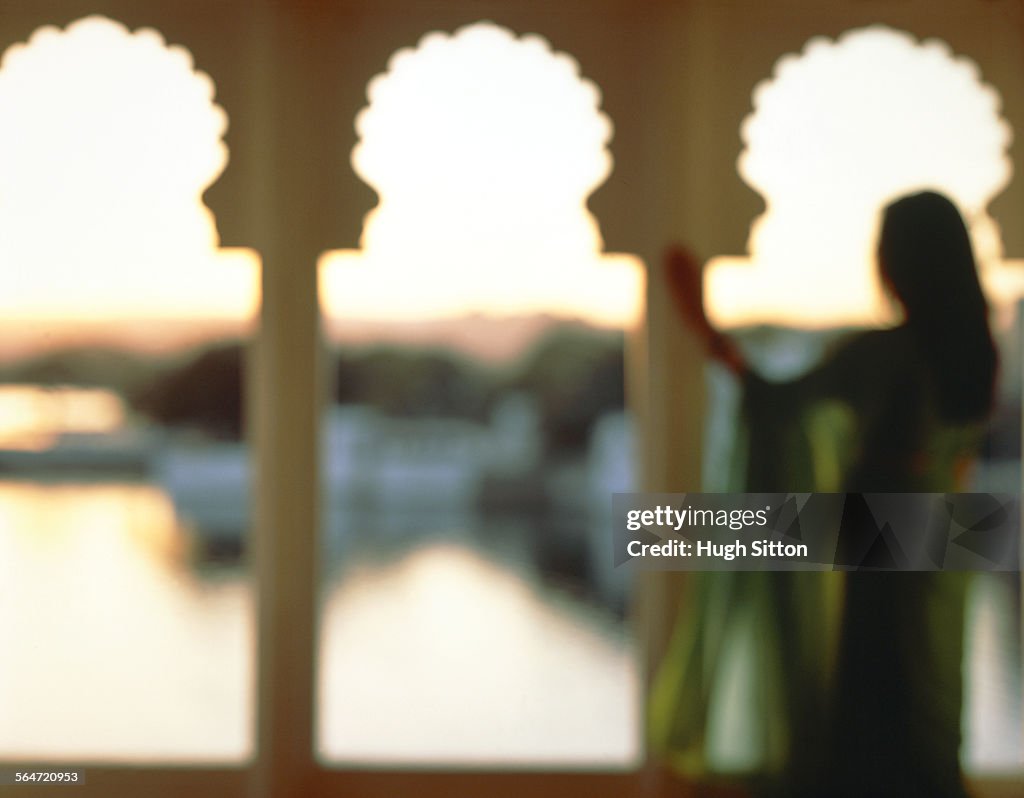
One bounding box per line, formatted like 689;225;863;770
707;26;1022;329
318;543;637;763
0;16;258;325
319;22;642;329
0;385;124;449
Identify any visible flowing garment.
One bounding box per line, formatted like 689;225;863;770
649;326;979;797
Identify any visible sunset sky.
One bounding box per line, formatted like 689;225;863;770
0;17;1019;354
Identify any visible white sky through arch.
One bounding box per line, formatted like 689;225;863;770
319;22;642;330
0;16;258;352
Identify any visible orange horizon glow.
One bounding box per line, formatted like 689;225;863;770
2;19;1021;344
0;384;124;449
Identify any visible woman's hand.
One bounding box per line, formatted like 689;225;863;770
664;244;745;374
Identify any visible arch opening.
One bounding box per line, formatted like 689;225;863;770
0;14;259;353
319;20;641;346
316;21;641;767
0;15;256;762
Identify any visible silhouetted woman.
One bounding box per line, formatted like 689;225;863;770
657;191;997;798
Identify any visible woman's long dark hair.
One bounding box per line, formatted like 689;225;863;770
878;190;997;424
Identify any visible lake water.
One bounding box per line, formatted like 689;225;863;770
1;479;1019;772
0;480;639;765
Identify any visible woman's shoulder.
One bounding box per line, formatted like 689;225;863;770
826;325;918;370
832;325;913;353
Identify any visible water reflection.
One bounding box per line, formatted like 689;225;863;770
318;540;638;765
964;573;1024;770
0;477;1016;769
0;481;251;761
0;480;638;764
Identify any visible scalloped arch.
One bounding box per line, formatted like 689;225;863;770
352;22;612;225
0;15;257;328
320;21;640;328
0;15;229;211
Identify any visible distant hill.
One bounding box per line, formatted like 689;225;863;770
0;317;251;362
323;312;616;365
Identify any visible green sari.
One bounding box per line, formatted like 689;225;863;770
648;327;977;797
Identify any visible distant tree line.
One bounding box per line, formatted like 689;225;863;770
0;324;627;454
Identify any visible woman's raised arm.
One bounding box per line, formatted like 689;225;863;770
663;244;745;374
